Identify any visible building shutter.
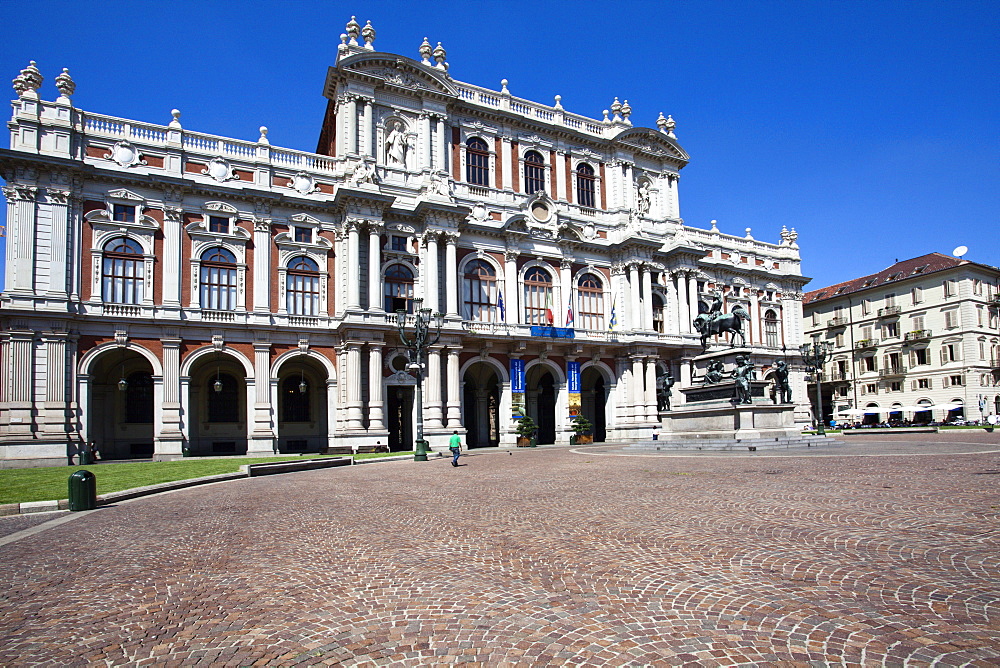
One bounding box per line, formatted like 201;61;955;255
911;380;917;391
943;376;949;388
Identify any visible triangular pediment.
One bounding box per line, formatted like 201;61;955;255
337;53;458;96
611;127;690;162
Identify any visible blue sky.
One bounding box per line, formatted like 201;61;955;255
1;0;997;291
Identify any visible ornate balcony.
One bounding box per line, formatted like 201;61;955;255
879;366;907;378
877;305;901;317
904;329;932;342
856;338;879;349
827;317;848;328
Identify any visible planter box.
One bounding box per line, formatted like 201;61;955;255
572;434;593;445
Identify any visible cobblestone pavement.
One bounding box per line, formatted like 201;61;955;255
2;433;1000;666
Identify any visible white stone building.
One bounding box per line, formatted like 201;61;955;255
0;19;810;466
802;253;1000;425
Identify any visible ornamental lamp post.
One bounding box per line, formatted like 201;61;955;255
800;340;832;435
396;298;444;461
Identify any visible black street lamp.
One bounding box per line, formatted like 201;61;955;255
800;340;832;435
396;298;444;461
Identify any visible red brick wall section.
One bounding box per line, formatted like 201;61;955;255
237;219;254;311
599;163;607;210
494;137;503;189
146;208;165;306
184;161;205;174
511;141;520;192
181;213;197;306
143;155;164;168
451;127;461;181
549;150;558;199
80;201;103;301
85;144;105;159
318;229;336;314
78;336;164;366
565;155;573;204
234;169;253;182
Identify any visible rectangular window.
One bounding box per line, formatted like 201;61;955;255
208;216;229;234
944;310;958;329
911;286;923;304
913;348;929;365
391;235;408;252
917;378;931;389
950;375;963;386
812;311;820;326
944;279;958;297
882;322;898;338
863;356;877;372
977;305;984;326
294;226;312;243
836;333;845;347
885;293;895;307
973;279;983;295
861;298;871;315
890;381;902;392
861;326;873;340
865;383;877;394
112;204;136;223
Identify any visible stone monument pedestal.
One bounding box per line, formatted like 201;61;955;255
658;400;799;441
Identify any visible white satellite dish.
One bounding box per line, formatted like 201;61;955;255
953;245;968;258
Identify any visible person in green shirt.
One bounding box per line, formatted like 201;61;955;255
449;431;462;467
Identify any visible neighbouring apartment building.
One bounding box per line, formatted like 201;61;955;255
0;17;810;466
802;253;1000;425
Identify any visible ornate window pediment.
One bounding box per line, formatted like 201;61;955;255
339;53;459;96
85;190;159;233
186;202;250;242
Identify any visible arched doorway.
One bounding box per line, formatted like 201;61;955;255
88;348;155;459
188;353;248;455
276;356;329;454
463;361;500;448
581;367;607;442
526;366;557;445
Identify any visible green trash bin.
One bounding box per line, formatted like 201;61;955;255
68;470;97;511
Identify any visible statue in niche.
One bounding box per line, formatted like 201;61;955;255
732;355;755;405
385;120;410;167
774;359;792;403
637;180;651;216
703;361;725;384
351;160;378;186
656;370;675;412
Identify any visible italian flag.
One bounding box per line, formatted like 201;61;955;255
545;290;554;325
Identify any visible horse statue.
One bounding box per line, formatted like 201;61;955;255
693;305;751;351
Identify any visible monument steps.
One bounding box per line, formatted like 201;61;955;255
627;434;839;451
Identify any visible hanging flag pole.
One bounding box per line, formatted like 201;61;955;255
497;288;506;322
545;289;554;325
566;290;574;328
609;293;617;331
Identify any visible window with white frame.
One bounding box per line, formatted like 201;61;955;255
208;215;230;234
652;293;665;333
911;286;923;304
523;151;546;195
764;309;780;347
465;137;490;186
102;237;144;304
944;279;958;297
286;256;320;315
384;264;415;313
577;273;605;330
523;266;554;325
973;278;983;295
576;163;596;208
293;226;312;244
112;203;136;224
882;322;898;339
941;343;960;363
861;298;871;315
885;293;895;307
944;309;958;329
463;259;498;322
199;247;238;311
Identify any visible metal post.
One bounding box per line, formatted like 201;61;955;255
814;369;826;435
800;341;831;436
397;298;444;462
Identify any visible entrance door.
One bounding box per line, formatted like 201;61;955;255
536;372;556;444
387;386;414;452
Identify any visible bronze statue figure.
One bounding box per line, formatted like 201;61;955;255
774;359;792;403
702;360;725;384
693;303;751;351
732;355;755;404
656;370;675;412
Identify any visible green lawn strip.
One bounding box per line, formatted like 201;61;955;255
0;452;413;505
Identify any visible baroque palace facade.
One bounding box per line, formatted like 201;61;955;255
0;18;810;466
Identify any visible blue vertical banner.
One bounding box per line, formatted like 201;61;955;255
510;358;526;418
567;361;581;416
511;358;525;393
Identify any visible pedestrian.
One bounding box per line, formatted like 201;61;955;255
449;430;462;467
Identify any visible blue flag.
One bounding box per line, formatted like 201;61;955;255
497;289;506;321
609;293;617;331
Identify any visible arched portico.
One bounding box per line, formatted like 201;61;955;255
580;361;614;443
524;359;566;445
271;351;334;453
182;347;254;456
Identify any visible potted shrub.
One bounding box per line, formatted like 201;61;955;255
515;416;537;447
570;415;593;445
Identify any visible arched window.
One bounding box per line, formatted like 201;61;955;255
466;137;489;186
200;247;238;311
577;273;604;330
652;293;665;333
102;237;144;304
207;373;239;423
576;163;596;208
523;267;554;325
463;259;497;322
124;371;154;423
384;264;415;313
764;309;780;347
281;376;311;423
286;256;320;315
523;151;545;194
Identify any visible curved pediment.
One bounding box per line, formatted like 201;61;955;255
611;127;690;162
338;53;459;97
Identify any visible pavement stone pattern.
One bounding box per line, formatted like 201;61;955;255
1;432;999;666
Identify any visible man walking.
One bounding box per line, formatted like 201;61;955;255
449;431;462;467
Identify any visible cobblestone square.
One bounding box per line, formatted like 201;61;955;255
2;433;999;666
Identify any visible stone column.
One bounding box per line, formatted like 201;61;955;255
446;347;462;427
367;343;385;431
421;112;432;170
346;343;364;430
426;347;443;428
248;341;276;455
6;329;34;434
4;186;37;294
749;291;760;345
444;233;459;317
41;331;69;435
687;272;699;334
679;359;692;405
157;337;185;456
346;220;361;309
163;208;183;309
644;357;657;422
629;263;641;331
560;258;572;327
675;272;688;333
46;189;71;298
631;355;644;423
368;223;383;312
424;232;440;313
667;272;680;335
346;95;358;155
253;219;272;313
641;266;653;331
504;250;519;323
361;98;373;157
435;116;446;173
